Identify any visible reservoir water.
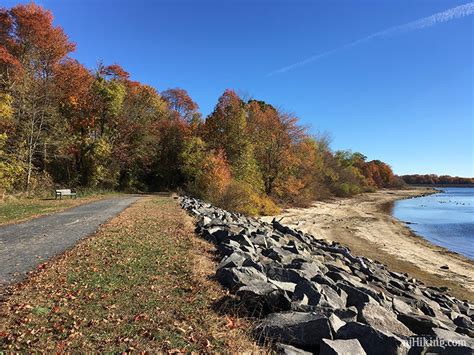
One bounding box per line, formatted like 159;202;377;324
393;187;474;260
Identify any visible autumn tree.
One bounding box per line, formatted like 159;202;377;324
180;137;231;202
274;138;327;205
203;89;248;165
203;90;264;190
0;93;22;197
162;88;200;126
151;115;191;189
53;58;95;184
0;3;75;191
114;82;166;189
362;160;396;188
246;100;305;195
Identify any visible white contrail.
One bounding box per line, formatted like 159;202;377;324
268;2;474;76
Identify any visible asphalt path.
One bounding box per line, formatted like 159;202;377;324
0;196;140;285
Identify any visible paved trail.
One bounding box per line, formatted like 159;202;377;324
0;196;140;285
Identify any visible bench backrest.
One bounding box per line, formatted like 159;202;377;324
56;189;72;194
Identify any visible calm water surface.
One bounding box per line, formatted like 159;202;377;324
393;187;474;260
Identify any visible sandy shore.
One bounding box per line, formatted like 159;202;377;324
262;188;474;302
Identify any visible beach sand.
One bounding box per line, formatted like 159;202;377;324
262;188;474;302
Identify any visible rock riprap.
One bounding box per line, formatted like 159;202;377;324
180;196;474;354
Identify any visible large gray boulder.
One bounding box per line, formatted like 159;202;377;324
216;240;242;256
268;279;297;294
453;315;473;330
336;322;409;355
334;307;358;322
255;311;332;350
267;266;314;284
294;259;327;275
202;226;231;244
357;302;413;337
292;280;346;310
321;285;347;309
392;296;422;315
236;281;291;314
337;282;378;308
216;266;266;291
320;338;366;355
218;251;248;269
430;327;474;348
292;280;323;305
397;313;450;335
262;246;295;263
328;313;346;334
312;274;338;288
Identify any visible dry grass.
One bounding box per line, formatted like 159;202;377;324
0;193;119;225
0;195;261;352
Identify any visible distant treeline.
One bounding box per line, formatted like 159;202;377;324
0;4;403;213
401;175;474;185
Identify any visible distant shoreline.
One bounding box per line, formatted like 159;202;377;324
406;183;474;188
262;188;474;302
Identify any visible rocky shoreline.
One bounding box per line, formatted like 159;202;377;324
180;196;474;354
262;189;474;301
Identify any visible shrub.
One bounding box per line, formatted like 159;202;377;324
258;194;281;215
218;181;280;216
199;149;232;203
335;182;361;197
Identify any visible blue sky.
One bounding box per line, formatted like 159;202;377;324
5;0;473;176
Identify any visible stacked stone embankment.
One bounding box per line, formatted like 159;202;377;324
180;196;474;355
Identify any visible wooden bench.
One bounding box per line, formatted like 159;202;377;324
55;189;77;200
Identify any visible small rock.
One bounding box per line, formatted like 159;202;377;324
440;265;450;270
262;247;295;264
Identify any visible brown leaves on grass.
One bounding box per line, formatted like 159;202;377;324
0;196;260;352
